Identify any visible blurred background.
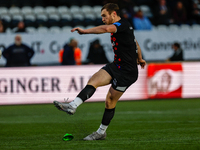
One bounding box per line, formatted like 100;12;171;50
0;0;200;105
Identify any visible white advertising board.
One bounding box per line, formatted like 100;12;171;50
182;62;200;98
0;65;147;105
135;30;200;61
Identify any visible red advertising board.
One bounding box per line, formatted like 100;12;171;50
147;63;183;99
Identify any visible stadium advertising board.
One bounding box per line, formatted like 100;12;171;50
0;62;199;105
0;29;200;66
135;30;200;61
0;65;147;105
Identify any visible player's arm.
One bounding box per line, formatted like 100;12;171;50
136;40;146;69
71;25;117;34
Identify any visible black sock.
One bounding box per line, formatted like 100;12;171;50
77;85;96;102
101;108;115;126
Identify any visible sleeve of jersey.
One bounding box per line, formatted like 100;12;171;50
113;21;125;33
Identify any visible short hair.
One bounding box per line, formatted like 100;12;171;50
173;42;180;48
101;3;120;16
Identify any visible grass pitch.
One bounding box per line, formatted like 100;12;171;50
0;98;200;150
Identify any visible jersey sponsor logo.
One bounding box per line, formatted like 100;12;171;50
116;86;127;92
113;22;121;26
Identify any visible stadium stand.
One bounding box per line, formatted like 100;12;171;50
0;0;199;33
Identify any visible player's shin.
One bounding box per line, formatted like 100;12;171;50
69;85;96;108
97;107;115;134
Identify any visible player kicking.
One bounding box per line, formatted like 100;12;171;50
53;3;146;140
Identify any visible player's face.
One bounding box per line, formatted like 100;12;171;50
101;9;113;25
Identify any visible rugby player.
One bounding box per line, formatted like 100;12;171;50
54;3;146;140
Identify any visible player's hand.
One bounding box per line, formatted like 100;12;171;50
137;59;146;69
71;27;85;34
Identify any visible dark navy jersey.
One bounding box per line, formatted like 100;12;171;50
111;18;138;73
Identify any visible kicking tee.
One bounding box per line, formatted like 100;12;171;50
111;19;138;73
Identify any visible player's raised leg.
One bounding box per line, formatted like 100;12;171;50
83;87;123;140
53;69;112;115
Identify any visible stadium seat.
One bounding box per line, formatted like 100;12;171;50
1;14;11;27
35;14;48;27
93;5;102;16
49;26;61;33
9;7;21;15
37;26;49;33
95;13;103;26
81;5;93;15
70;5;80;14
33;6;45;15
133;6;140;12
140;5;153;18
180;24;191;31
84;14;96;26
57;6;70;15
60;14;72;27
21;6;33;15
24;14;36;27
26;27;37;33
157;25;168;31
5;28;12;34
191;24;200;30
151;25;157;31
62;26;72;33
45;6;57;14
0;7;8;15
72;14;84;26
168;24;179;31
11;14;23;28
48;14;60;27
